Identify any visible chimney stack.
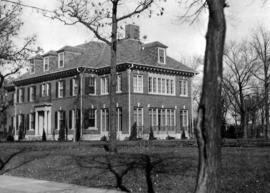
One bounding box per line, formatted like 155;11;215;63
125;24;140;40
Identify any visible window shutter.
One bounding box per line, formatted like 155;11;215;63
28;87;30;102
48;83;51;97
40;84;42;97
70;79;73;96
85;77;90;95
22;88;25;102
69;110;72;129
33;86;36;101
26;114;29;130
21;114;25;129
63;80;66;97
56;82;58;98
17;89;19;103
78;78;81;95
55;111;58;129
32;113;35;130
63;110;66;128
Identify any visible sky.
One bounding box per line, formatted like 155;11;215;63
18;0;270;62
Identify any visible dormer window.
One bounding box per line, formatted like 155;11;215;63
158;48;166;64
44;57;49;72
58;52;64;68
29;59;35;74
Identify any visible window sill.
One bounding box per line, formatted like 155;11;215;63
88;93;96;96
133;91;143;93
86;127;98;130
179;95;188;97
116;91;122;94
100;93;109;96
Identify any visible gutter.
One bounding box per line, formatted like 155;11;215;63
128;64;134;134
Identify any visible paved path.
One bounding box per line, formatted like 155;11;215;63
0;175;123;193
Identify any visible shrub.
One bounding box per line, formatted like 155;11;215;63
42;129;47;141
18;124;25;141
6;135;14;142
181;131;187;139
129;122;137;141
100;135;107;141
166;135;175;140
75;121;80;141
149;127;156;140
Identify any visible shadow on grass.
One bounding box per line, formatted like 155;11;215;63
0;147;51;175
72;152;193;193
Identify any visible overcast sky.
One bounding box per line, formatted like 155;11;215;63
19;0;270;62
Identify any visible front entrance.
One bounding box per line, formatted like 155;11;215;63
38;111;45;135
35;105;52;136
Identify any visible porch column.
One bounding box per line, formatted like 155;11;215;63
48;110;51;135
44;110;48;135
35;111;38;135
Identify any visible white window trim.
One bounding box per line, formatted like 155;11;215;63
158;47;166;64
19;88;23;103
101;108;109;132
72;78;79;96
57;111;62;130
148;73;175;96
43;57;49;72
29;113;35;130
117;108;122;132
87;109;97;130
100;76;109;95
134;107;144;126
180;110;189;127
133;74;143;93
29;87;34;102
180;79;188;97
71;110;75;130
41;84;46;97
30;60;35;74
58;52;64;68
58;81;64;98
88;76;96;95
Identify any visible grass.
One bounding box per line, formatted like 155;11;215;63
0;141;269;193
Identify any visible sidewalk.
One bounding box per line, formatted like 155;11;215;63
0;175;123;193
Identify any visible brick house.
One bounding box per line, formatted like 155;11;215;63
5;24;196;141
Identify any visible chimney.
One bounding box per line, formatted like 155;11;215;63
125;24;140;40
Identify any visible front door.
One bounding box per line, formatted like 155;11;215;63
38;111;44;135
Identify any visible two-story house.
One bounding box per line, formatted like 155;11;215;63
5;24;196;141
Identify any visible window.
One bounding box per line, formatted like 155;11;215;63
133;74;143;93
86;109;96;129
117;107;122;131
148;77;152;93
158;48;166;64
101;108;109;131
30;59;35;74
148;73;175;95
58;52;64;68
29;86;35;102
19;88;24;103
180;110;188;128
58;81;64;98
133;107;143;127
72;78;79;96
41;84;46;97
58;111;65;130
88;77;96;94
29;113;35;130
179;79;188;96
149;108;175;131
101;76;109;95
116;74;122;93
44;57;49;71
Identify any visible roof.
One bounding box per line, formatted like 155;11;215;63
57;45;83;53
18;40;195;81
43;50;57;57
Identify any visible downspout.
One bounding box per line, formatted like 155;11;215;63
14;86;17;137
190;76;194;139
76;67;85;140
128;64;134;135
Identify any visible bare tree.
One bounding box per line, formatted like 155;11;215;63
251;25;270;139
51;0;163;151
0;1;36;89
223;41;258;138
180;0;227;192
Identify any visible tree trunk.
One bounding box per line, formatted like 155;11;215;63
264;81;269;139
108;1;118;152
194;0;226;193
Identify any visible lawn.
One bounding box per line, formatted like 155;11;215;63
0;141;269;193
